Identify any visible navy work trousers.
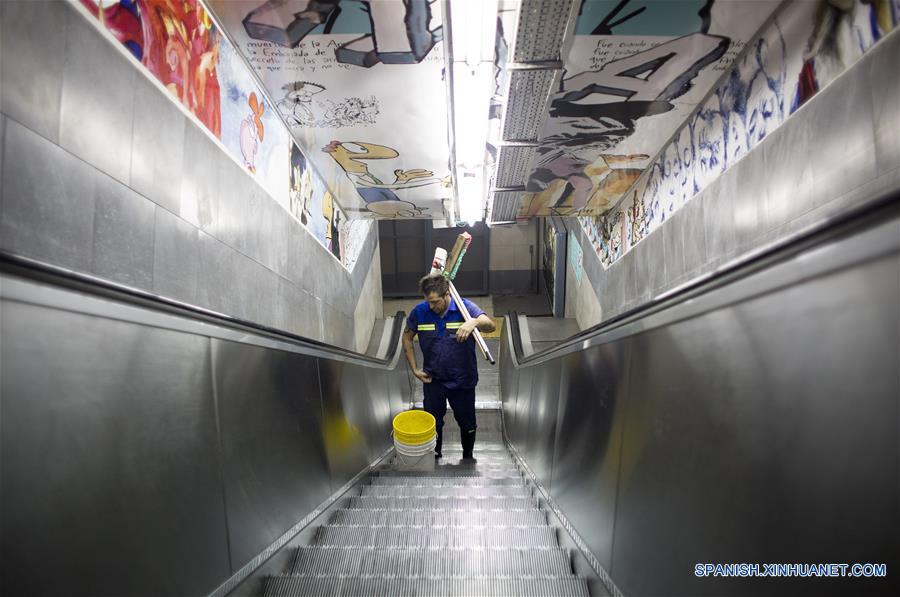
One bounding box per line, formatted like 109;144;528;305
423;381;477;434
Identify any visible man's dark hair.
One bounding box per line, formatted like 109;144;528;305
419;274;449;297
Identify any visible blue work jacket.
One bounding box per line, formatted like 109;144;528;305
406;297;485;390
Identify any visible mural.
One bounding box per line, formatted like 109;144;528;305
78;0;370;270
79;0;222;135
218;38;291;206
581;0;900;268
207;0;452;220
518;0;780;218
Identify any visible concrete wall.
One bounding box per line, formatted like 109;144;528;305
489;220;537;294
0;0;380;351
567;28;899;327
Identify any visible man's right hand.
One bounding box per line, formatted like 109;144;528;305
414;369;433;384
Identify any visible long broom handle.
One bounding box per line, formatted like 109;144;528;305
447;282;495;364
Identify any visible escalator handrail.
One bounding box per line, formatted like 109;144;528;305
0;250;405;368
507;186;900;368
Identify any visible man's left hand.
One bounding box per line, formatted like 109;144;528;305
456;320;479;342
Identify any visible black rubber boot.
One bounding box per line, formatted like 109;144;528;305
461;429;476;459
435;429;443;459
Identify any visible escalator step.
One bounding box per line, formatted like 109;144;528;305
289;546;573;576
327;508;547;527
347;496;538;510
263;575;590;597
368;476;523;486
436;443;507;451
313;525;558;548
375;469;522;478
358;485;531;498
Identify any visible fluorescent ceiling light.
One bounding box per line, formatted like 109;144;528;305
448;0;498;224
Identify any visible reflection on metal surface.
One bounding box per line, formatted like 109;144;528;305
500;207;900;596
0;264;411;597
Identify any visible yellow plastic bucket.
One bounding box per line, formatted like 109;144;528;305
392;410;436;446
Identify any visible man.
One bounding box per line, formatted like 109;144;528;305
403;274;496;459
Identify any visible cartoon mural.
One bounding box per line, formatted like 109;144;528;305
78;0;370;271
580;0;900;268
322;141;449;218
207;0;452;220
80;0;222;135
520;0;780;219
239;0;442;67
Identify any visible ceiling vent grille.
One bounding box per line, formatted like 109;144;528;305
513;0;576;62
501;69;557;141
490;190;525;223
495;146;537;188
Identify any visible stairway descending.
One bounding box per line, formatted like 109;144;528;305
262;411;590;597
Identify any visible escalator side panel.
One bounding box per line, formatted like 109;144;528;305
212;339;332;572
549;341;631;574
523;359;562;491
611;252;900;597
318;358;397;493
0;301;231;597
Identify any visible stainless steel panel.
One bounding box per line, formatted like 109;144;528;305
130;74;186;214
808;56;877;211
727;149;768;253
59;5;135;184
611;254;899;597
0;0;66;142
550;342;630;573
663;209;688;286
1;119;96;270
499;329;519;411
700;175;737;267
522;359;560;489
870;30;900;178
0;300;230;597
180;123;221;233
763;103;814;232
262;200;291;278
214;157;252;254
318;359;391;491
212;339;332;571
197;229;240;317
152;205;199;304
680;195;708;278
507;366;533;449
92;172;155;288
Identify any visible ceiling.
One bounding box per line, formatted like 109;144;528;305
204;0;781;223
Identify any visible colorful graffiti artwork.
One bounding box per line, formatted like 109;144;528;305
322;140;449;218
521;0;780;219
580;0;899;268
80;0;223;135
79;0;370;270
207;0;451;220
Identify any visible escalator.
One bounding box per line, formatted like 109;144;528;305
2;188;898;597
262;414;591;596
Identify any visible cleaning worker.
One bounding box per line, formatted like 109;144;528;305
403;274;496;459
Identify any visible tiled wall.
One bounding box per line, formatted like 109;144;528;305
489;220;537;294
568;28;900;325
0;0;378;351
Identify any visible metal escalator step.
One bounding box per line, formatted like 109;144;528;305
313;525;558;548
376;469;522;478
289;546;573;576
263;575;590;597
327;508;547;527
437;449;512;458
347;496;538;510
438;442;506;450
358;485;531;498
369;476;523;486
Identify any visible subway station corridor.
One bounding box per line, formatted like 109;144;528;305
1;1;898;596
